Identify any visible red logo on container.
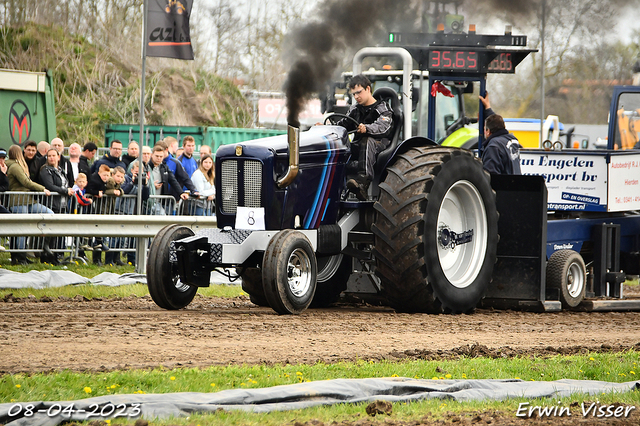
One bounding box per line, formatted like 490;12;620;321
9;100;31;145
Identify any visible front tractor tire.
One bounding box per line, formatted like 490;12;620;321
262;230;317;315
372;147;498;313
147;224;198;310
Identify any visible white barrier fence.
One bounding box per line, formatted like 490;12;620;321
0;214;217;274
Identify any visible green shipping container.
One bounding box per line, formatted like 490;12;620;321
205;127;285;153
104;124;285;154
0;68;56;150
103;124;206;149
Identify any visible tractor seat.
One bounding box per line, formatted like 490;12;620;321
372;87;403;175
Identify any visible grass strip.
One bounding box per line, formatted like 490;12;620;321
1;352;639;425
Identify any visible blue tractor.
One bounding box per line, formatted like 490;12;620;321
147;30;535;314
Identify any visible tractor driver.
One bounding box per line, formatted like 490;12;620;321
337;74;393;201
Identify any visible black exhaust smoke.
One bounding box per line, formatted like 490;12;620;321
283;0;401;127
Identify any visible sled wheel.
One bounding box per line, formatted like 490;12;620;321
547;250;586;308
147;224;197;310
373;147;498;313
262;230;317;315
240;267;269;307
310;254;351;308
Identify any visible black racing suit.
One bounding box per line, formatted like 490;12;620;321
338;99;393;182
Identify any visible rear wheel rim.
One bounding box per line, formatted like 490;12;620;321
287;248;312;297
436;180;488;288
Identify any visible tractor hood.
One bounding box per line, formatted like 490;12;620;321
215;125;350;160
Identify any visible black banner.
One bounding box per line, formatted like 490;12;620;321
146;0;194;60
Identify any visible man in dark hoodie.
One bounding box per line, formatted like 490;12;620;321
79;142;97;177
479;93;522;175
22;141;40;182
121;141;139;169
91;140;126;174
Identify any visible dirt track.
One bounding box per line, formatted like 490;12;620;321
2;290;640;375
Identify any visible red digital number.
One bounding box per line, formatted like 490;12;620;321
430;51;440;68
468;52;477;69
455;51;465;68
442;51;452;68
489;53;513;71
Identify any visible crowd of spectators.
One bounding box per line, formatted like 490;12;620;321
0;136;216;265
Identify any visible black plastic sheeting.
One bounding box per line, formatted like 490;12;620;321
1;377;638;425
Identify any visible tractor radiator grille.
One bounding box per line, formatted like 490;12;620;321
220;159;262;214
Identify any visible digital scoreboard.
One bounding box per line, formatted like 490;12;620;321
387;32;536;75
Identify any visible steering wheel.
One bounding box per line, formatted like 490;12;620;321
324;113;360;134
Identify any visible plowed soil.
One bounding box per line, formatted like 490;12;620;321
2;286;640;425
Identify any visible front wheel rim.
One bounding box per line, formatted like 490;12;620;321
436;180;488;288
287;248;312;297
567;262;585;298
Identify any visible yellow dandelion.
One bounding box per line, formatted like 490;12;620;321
211;383;216;387
15;384;21;388
391;374;399;377
432;376;439;380
579;370;583;373
445;374;452;379
170;376;176;381
462;374;467;379
439;376;445;380
589;357;595;361
105;420;111;424
515;377;521;380
619;373;627;377
630;371;636;375
84;387;92;394
241;382;246;386
296;371;302;376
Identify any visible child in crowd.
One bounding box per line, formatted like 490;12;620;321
72;172;93;213
85;164;112;263
72;173;94;253
104;167;126;266
105;166;125;197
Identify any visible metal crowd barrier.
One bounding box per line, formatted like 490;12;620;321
0;191;217;269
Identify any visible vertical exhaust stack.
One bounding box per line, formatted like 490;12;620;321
277;124;300;188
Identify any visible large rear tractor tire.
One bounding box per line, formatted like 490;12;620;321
547;249;586;308
262;230;317;315
310;254;351;308
147;224;198;310
372;147;498;313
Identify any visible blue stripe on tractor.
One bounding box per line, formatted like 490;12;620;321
304;137;334;229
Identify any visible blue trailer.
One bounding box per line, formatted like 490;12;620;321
484;85;640;311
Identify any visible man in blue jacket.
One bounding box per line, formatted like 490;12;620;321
178;136;198;178
480;94;521;175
